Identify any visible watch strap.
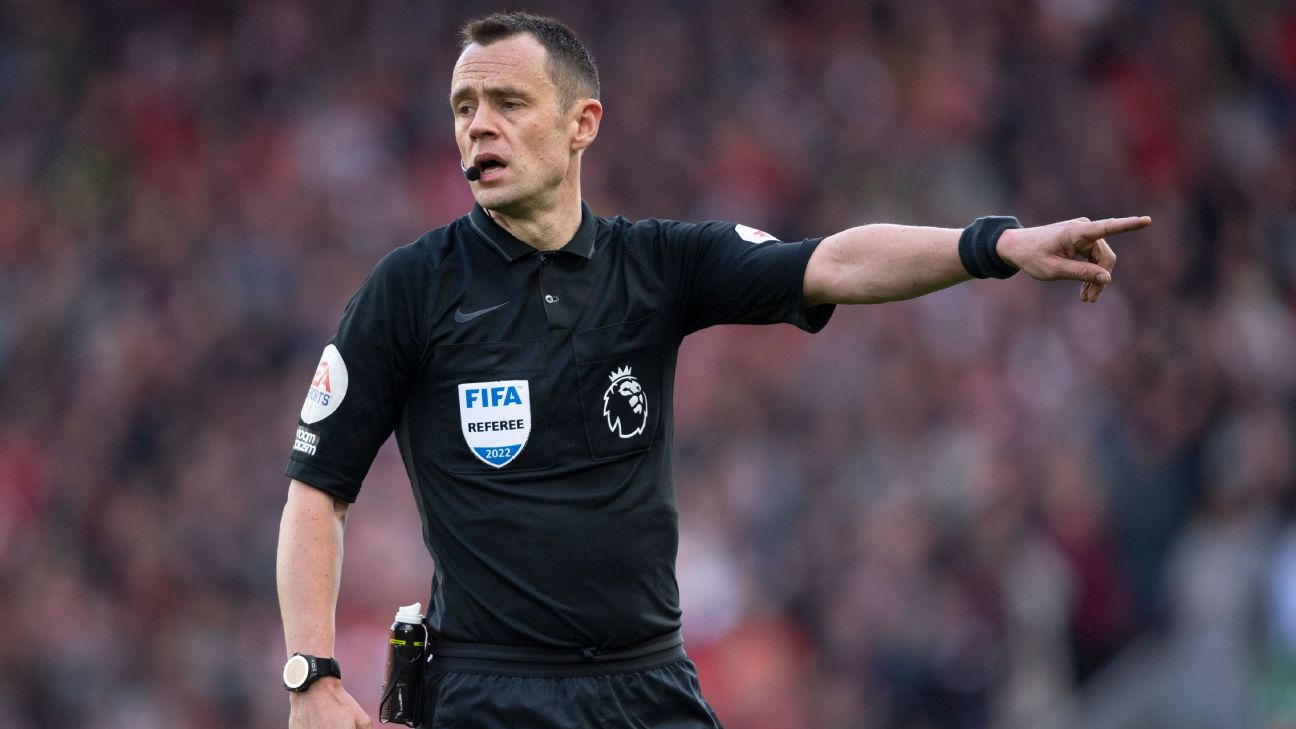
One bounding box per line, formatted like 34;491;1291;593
315;656;342;680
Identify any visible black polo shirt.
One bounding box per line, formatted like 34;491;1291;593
285;202;833;651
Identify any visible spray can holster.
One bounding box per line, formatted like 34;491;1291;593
379;602;427;726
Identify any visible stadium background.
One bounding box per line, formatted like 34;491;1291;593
2;1;1295;727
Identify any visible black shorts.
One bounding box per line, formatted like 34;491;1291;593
418;631;723;728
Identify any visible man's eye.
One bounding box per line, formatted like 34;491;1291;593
456;105;474;116
501;100;521;110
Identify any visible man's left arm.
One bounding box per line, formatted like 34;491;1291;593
803;216;1151;306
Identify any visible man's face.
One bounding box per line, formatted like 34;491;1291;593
450;34;575;214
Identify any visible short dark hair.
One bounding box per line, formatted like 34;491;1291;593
460;12;600;109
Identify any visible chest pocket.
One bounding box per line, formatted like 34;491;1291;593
572;314;664;461
432;339;553;473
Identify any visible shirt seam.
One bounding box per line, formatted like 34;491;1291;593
417;243;456;371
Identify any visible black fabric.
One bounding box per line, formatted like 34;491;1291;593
419;658;723;729
284;204;833;651
958;215;1021;279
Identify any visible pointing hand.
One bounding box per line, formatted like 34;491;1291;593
996;216;1151;303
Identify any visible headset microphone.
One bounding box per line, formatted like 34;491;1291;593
461;162;482;182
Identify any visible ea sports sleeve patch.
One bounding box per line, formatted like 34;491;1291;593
734;223;779;243
300;344;349;424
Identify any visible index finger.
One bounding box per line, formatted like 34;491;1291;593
1080;216;1151;240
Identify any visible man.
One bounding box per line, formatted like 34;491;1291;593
277;12;1149;729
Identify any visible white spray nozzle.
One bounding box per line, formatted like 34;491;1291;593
394;602;424;624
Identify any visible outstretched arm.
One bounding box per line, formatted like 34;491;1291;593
278;479;373;729
803;216;1150;306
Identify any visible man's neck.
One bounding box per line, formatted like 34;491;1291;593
485;187;583;253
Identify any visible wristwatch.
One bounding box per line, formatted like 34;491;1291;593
282;652;342;692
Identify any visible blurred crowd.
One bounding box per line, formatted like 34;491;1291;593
1;1;1294;727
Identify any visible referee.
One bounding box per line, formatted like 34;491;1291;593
276;12;1149;729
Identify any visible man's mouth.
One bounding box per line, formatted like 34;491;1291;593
474;154;507;179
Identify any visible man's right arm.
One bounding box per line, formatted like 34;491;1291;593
802;217;1149;306
277;479;372;729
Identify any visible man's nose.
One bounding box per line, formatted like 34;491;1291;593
467;106;497;139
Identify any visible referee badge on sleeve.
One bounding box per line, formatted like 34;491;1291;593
458;380;532;468
734;223;779;243
301;344;348;424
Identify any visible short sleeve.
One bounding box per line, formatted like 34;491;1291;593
284;246;430;502
652;220;835;334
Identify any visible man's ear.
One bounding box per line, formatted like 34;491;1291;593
570;98;602;152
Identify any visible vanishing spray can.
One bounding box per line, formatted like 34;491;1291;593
379;602;426;726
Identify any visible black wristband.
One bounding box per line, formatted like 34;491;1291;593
958;215;1022;279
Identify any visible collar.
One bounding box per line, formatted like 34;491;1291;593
468;202;597;262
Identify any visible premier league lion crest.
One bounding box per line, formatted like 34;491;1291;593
603;365;648;438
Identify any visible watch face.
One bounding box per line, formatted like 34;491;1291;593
283;654;310;689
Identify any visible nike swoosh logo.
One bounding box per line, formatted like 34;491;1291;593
454;301;509;324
